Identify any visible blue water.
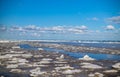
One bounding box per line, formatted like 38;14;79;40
40;42;120;50
19;44;38;51
43;47;120;60
19;44;120;60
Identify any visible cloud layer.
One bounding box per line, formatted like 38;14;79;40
0;24;119;40
10;25;89;34
107;16;120;24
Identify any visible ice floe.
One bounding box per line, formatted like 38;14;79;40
60;54;64;59
79;55;95;61
10;69;22;73
80;62;103;69
88;72;104;77
12;46;20;49
56;54;65;60
112;62;120;70
38;48;44;51
62;69;81;74
30;67;46;76
6;64;18;68
103;69;118;73
55;65;74;71
41;58;53;61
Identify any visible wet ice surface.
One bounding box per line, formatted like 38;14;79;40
0;41;120;77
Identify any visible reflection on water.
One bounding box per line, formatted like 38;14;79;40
19;44;120;60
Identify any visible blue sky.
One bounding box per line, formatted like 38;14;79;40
0;0;120;40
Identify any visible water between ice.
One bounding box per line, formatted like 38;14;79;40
43;47;120;60
19;44;120;60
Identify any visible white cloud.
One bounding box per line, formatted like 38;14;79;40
11;25;42;32
68;28;83;33
3;24;120;40
67;25;88;34
95;30;100;33
9;25;90;35
31;32;41;37
107;16;120;24
105;25;115;30
87;17;99;21
19;31;27;36
10;26;23;31
24;25;40;31
80;25;87;30
51;26;64;31
92;17;99;21
0;25;7;31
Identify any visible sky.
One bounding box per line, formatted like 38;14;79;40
0;0;120;40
